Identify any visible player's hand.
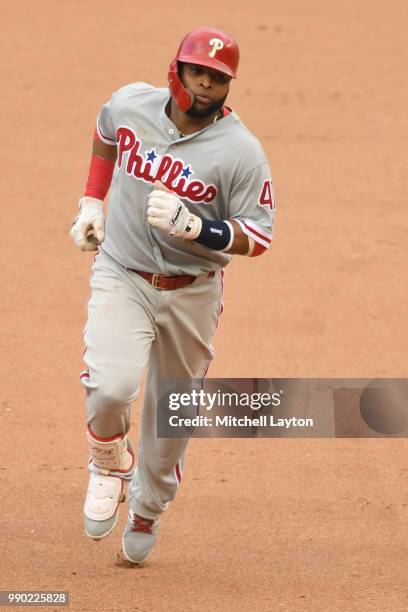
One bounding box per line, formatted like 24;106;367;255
70;196;105;251
147;185;188;235
147;181;202;239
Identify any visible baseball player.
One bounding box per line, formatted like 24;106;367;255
71;26;275;565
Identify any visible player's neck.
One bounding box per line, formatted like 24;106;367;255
168;100;220;137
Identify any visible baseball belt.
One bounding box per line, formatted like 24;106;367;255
128;269;215;290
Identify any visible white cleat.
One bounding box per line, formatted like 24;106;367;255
84;472;126;540
83;429;135;540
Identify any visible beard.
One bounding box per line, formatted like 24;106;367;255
186;93;228;119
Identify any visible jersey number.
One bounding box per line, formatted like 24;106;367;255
259;180;275;209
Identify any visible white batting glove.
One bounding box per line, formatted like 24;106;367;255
70;197;105;251
147;190;202;240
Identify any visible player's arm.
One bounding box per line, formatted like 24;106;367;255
224;221;251;255
70;131;117;251
93;136;118;164
147;181;272;257
191;218;261;256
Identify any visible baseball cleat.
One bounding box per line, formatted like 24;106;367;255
121;510;160;564
84;429;135;540
84;472;127;540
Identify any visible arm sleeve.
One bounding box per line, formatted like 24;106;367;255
228;161;276;250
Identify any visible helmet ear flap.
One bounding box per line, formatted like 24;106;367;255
168;58;194;113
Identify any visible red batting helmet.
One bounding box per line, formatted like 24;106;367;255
168;27;240;112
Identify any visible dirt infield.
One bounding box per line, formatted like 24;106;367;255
1;1;408;610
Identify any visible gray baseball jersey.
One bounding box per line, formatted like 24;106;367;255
96;82;275;276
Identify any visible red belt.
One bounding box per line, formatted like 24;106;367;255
128;270;198;290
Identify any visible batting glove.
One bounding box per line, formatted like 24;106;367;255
70;196;105;251
147;190;202;240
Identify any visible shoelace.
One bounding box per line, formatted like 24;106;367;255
131;513;155;534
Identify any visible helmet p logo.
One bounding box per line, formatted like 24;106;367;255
208;38;224;58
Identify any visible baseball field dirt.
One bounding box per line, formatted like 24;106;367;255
1;1;407;610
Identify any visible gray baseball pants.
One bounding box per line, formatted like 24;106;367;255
80;249;223;519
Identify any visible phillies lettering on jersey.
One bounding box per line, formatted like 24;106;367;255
96;82;275;276
117;126;217;204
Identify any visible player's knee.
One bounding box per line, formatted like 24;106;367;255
97;380;138;409
84;371;140;411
